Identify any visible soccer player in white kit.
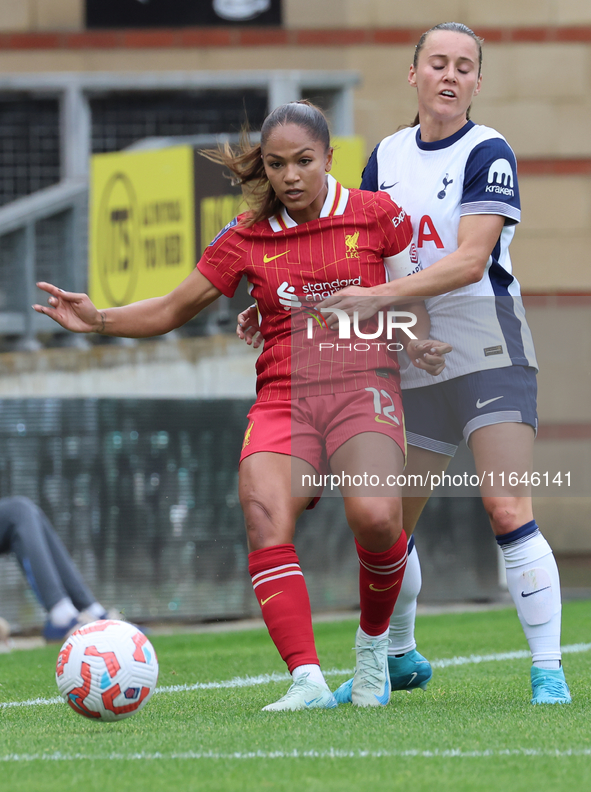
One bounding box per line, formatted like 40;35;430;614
321;22;570;705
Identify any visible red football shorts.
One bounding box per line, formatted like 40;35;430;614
239;385;406;472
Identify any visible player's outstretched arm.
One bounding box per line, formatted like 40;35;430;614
320;214;506;322
34;270;222;338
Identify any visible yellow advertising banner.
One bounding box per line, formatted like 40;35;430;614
89;146;196;307
199;194;246;255
330;135;366;189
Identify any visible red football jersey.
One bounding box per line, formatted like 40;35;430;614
198;176;414;401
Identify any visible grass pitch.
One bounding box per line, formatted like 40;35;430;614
1;601;590;792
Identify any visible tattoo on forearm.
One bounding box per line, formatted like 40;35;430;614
98;311;107;334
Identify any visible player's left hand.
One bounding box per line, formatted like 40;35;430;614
407;339;452;376
317;286;392;327
236;304;263;348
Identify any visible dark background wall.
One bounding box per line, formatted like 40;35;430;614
85;0;283;29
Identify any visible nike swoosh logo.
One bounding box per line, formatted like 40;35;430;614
380;181;399;190
374;679;390;705
369;580;400;592
521;586;551;598
304;697;322;707
263;251;290;263
407;672;418;687
374;415;396;425
476;396;504;409
260;591;283;606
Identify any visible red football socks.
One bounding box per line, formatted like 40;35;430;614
356;532;408;636
248;543;319;673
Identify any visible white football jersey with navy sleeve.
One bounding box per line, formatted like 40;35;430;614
361;121;537;388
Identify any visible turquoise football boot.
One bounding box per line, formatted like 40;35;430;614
333;648;432;703
388;649;433;691
530;666;571;704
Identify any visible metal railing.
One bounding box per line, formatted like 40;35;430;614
0;179;88;349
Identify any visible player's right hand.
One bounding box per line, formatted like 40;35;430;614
33;282;103;334
236;304;263;348
407;338;452;377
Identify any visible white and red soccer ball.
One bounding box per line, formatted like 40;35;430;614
56;620;159;721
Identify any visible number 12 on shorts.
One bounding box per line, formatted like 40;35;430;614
365;387;400;425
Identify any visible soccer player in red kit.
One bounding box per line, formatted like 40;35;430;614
34;101;449;711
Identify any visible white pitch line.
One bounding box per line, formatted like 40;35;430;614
1;696;63;709
156;670;294;694
429;642;591;669
2;642;590;710
2;748;591;763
